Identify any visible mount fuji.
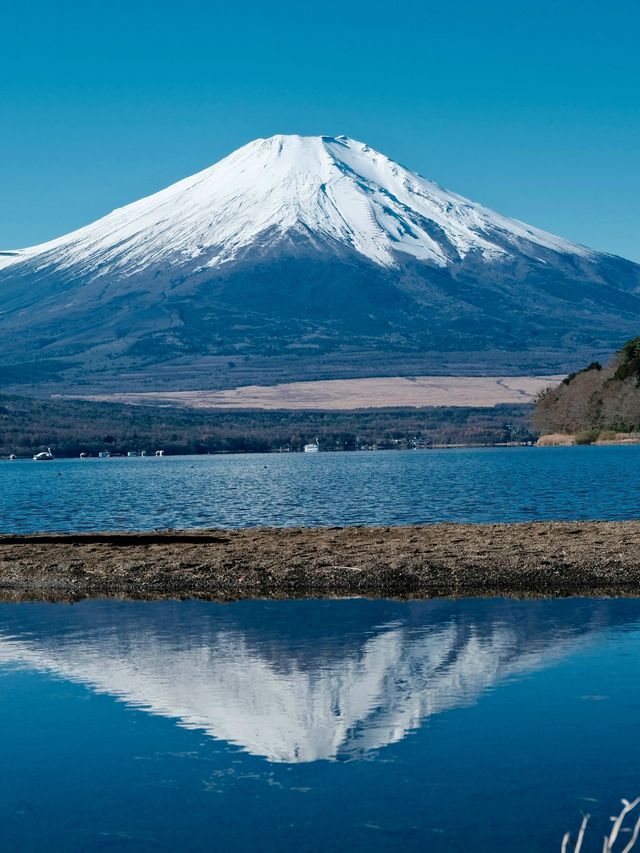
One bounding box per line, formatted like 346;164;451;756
1;134;640;390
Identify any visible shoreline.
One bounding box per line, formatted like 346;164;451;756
2;521;640;601
1;441;535;462
537;432;640;446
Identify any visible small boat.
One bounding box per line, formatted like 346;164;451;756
303;438;320;453
9;454;16;460
155;450;165;457
127;451;137;457
98;450;111;458
80;452;88;458
33;447;54;461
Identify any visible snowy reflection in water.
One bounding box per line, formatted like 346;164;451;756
0;598;637;763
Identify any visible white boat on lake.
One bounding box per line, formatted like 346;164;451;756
303;438;320;453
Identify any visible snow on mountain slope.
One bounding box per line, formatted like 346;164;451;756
0;601;614;763
0;250;28;270
2;135;593;278
2;134;640;388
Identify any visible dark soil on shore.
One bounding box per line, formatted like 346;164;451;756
1;522;640;601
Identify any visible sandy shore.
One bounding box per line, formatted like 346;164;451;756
1;521;640;601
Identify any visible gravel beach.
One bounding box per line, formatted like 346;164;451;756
1;521;640;601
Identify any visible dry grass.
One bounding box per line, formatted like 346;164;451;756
536;433;576;446
82;374;564;411
595;432;640;445
537;431;640;446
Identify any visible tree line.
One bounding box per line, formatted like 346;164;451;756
0;394;535;458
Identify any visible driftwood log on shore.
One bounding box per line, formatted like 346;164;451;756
1;521;640;601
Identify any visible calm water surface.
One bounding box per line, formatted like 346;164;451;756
1;445;639;533
3;448;639;850
1;597;639;851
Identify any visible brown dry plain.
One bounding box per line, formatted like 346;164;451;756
82;374;564;410
2;521;640;601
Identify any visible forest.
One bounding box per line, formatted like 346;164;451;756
0;394;535;458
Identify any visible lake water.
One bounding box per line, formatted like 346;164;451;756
3;449;640;850
1;597;639;851
1;445;639;533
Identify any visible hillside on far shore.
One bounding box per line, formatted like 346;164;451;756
534;337;640;442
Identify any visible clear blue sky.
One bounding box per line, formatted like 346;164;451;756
1;0;638;260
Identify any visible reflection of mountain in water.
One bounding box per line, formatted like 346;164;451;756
1;599;638;763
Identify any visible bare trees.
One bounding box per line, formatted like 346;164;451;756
563;797;640;852
534;338;640;436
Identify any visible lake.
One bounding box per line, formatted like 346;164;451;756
2;447;640;850
1;444;639;533
1;597;639;851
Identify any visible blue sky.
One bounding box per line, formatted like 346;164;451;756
1;0;638;260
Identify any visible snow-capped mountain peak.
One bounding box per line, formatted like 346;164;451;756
1;134;591;278
2;134;639;386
